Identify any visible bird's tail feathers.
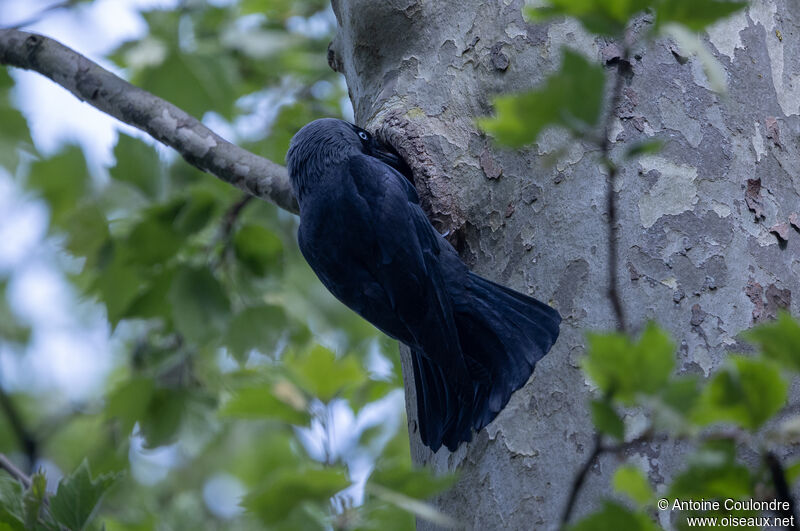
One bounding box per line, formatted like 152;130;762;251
412;272;560;452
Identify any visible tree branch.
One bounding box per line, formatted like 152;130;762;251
0;452;32;489
0;29;298;214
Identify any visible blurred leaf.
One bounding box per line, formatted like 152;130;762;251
234;224;284;276
590;399;625;440
50;459;118;531
137;388;188;447
89;248;142;327
570;501;660;531
478;49;605;147
0;474;25;531
243;468;348;525
22;472;47;529
138;52;238;119
669;439;752;500
106;376;156;437
692;356;787;431
0;70;33;171
787;461;800;485
655;0;747;31
288;345;367;402
111;134;162;199
745;312;800;373
174;189;218;235
367;484;460;530
613;465;654;506
63;205;110;262
220;381;310;424
583;323;675;404
527;0;653;36
0;281;30;344
224;304;288;362
121;267;175;322
369;461;455;501
28;145;90;227
625;140;665;159
169;266;231;344
662;24;727;92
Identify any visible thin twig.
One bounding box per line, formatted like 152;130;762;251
0;453;32;489
0;387;38;472
601;47;631;334
765;452;800;530
561;432;603;525
560;430;658;527
210;194;254;269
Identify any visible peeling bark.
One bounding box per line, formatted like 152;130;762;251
332;1;800;529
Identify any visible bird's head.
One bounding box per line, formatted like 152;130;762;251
286;118;412;200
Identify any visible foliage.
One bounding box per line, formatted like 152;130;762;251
0;1;452;529
480;0;748;144
568;317;799;529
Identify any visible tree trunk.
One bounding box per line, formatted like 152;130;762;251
329;0;799;528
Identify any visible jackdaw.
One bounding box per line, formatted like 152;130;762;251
286;118;561;451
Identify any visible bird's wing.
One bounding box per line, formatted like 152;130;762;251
346;155;470;386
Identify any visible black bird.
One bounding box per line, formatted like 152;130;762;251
286;118;561;452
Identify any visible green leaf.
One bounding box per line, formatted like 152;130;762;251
22;472;47;529
625;140;665;159
106;377;194;447
590;399;625;440
27;145;90;227
692;356;787;431
169;266;231;344
287;345;366;402
655;0;747;32
49;459;118;531
63;205;110;263
478;49;605;147
786;461;800;485
582;323;675;403
527;0;654;36
0;474;25;531
110;133;162;199
121;267;175;322
243;468;348;525
89;247;142;327
123;214;182;267
224;304;288;362
0;70;33;171
138;52;238;119
669;439;752;504
745;312;800;373
369;461;456;500
137;388;189;448
220;381;310;425
106;376;156;436
233;224;284;276
613;465;654;506
570;501;660;531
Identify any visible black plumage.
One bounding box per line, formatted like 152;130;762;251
286;118;561;451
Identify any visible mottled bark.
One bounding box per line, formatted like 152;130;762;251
329;1;800;529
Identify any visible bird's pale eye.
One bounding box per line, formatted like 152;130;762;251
358;131;369;140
